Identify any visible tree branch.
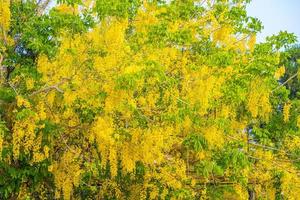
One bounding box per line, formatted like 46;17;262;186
272;72;298;93
30;78;70;96
8;81;18;95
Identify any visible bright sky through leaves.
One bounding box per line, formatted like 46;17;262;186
247;0;300;42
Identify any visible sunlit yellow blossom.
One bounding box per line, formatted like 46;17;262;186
248;34;256;51
0;0;10;32
274;66;286;79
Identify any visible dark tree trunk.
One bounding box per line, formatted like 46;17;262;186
248;189;255;200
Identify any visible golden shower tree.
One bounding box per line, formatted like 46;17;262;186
0;0;299;199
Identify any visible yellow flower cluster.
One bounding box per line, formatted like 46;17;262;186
11;96;50;163
185;66;225;116
32;138;49;164
281;170;300;198
284;135;300;152
213;25;233;45
12;114;37;159
16;95;31;108
274;66;286;79
25;78;35;90
0;0;10;32
247;79;272;119
297;116;300;128
49;148;82;200
283;102;291;122
248;34;256;52
0;127;3;159
203;126;224;149
56;4;78;15
92;116;173;177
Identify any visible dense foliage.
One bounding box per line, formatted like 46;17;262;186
0;0;299;199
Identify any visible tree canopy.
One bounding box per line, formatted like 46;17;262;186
0;0;299;199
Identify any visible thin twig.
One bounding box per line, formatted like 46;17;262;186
177;97;190;105
225;134;296;157
232;34;250;46
8;81;18;95
272;72;298;93
30;78;70;96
